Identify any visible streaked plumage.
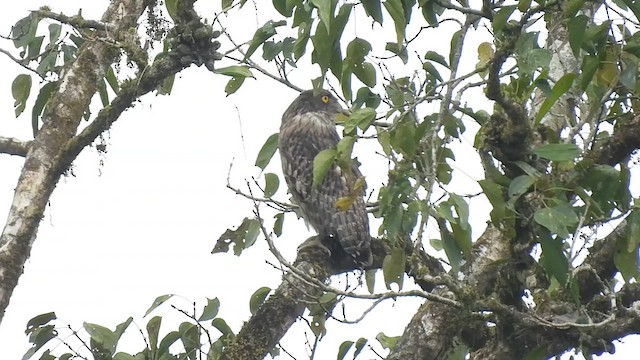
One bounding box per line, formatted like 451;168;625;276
279;89;372;266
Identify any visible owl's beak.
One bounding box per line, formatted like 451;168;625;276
334;109;351;125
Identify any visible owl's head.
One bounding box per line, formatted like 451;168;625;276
284;89;347;119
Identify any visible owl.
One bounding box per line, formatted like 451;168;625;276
278;89;372;266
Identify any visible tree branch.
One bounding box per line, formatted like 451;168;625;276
0;136;30;157
0;0;223;326
33;8;115;31
0;0;149;325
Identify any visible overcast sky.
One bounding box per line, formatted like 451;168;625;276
0;1;637;359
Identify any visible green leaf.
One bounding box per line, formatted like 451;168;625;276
165;0;177;21
157;73;175;96
293;22;311;60
354;337;367;356
523;346;547;360
12;74;31;117
313;148;337;188
179;322;199;360
382;248;405;290
385;42;408;64
376;332;399;350
311;0;334;32
84;322;117;353
113;318;132;346
384;0;406;44
429;238;443;251
98;79;109;107
144;295;174;317
273;0;294;17
532;143;581;161
212;217;261;255
579;55;599;91
346;37;372;60
534;205;578;238
621;0;640;23
353;64;376;87
47;23;61;45
25;312;56;334
113;353;135;360
568;15;588;58
23;325;56;360
146;316;161;352
365;269;376;294
424;50;448;68
158;331;180;358
508;175;536;198
244;20;287;60
11;13;40;49
336;136;355;163
534;73;576;126
337;341;354;360
212;318;234;337
222;0;234;10
423;62;443;81
263;173;280;197
273;213;284;237
215;65;254;78
105;66;119;93
442;229;463;274
27;35;44;60
390;119;417;157
564;0;587;18
449;30;462;69
620;58;637;91
225;76;246;96
249;286;271;315
255;133;279;170
310;315;326;337
199;297;221;321
614;210;640;280
493;5;516;34
377;129;391;155
362;0;383;24
450;194;469;230
615;240;639;281
538;230;569;284
478;180;506;223
243;218;261;250
626;211;640;252
311;22;333;73
350;107;376;131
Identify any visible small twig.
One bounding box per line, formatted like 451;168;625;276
251;192;460;307
0;47;45;79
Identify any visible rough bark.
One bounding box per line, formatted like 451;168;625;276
0;136;30;157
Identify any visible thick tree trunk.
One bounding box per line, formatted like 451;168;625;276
0;0;149;324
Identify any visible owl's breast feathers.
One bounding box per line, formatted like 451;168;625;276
279;108;372;266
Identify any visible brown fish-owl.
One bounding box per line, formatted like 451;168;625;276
278;89;372;266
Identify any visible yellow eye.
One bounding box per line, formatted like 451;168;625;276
321;95;330;104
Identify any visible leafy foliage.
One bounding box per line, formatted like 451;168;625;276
5;0;640;359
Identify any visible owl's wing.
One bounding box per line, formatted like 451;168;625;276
279;112;371;266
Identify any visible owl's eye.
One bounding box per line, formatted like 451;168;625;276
321;95;330;104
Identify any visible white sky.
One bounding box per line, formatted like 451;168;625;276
0;1;636;359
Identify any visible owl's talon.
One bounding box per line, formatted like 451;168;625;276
298;236;332;257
